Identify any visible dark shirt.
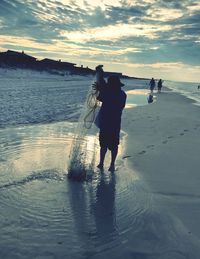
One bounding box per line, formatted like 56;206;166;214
149;79;155;89
97;88;126;134
158;80;162;88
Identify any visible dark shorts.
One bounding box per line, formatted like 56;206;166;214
99;131;119;150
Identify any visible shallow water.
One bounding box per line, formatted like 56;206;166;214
1;122;200;258
126;89;155;108
165;80;200;106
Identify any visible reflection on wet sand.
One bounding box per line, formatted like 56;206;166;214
1;120;199;258
67;170;119;257
92;172;118;244
125;89;151;108
0;122;73;185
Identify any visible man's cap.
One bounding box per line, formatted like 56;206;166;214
95;65;104;70
107;75;124;87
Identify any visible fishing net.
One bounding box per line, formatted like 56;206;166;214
67;82;100;181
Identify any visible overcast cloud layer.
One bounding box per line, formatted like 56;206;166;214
0;0;200;81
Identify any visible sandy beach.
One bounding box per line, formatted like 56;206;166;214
123;89;200;248
1;0;200;256
1;69;200;258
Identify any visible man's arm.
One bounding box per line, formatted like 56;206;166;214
97;85;107;102
97;91;103;102
122;92;127;109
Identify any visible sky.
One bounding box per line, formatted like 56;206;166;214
0;0;200;82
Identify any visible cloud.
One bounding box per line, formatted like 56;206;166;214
146;7;184;22
61;22;173;43
0;0;85;41
0;0;199;81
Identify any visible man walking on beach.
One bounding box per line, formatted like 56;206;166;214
157;79;163;93
96;75;126;172
149;78;155;94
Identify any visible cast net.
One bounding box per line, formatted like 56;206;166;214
67;82;100;180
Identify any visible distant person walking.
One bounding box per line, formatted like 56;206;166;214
96;75;126;172
149;78;155;94
157;79;163;93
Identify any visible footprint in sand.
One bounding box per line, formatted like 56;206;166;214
162;140;168;144
167;136;173;139
183;129;189;132
146;145;154;149
194;125;200;130
180;133;184;136
122;155;131;159
138;150;146;155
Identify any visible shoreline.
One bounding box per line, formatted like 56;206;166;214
122;90;200;242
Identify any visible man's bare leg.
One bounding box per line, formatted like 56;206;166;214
108;146;118;171
97;146;107;169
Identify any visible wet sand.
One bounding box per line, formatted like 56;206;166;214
0;120;153;259
122;90;200;256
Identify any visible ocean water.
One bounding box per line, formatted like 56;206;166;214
0;69;92;128
165;80;200;105
1;69;200;258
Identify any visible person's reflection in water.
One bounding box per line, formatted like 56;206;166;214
92;171;119;248
67;171;120;257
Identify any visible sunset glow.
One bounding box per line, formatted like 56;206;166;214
0;0;199;81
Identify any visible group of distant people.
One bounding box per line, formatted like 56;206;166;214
149;77;163;94
147;78;163;103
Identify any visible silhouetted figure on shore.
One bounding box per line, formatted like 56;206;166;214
96;75;126;172
157;79;163;93
149;78;155;94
